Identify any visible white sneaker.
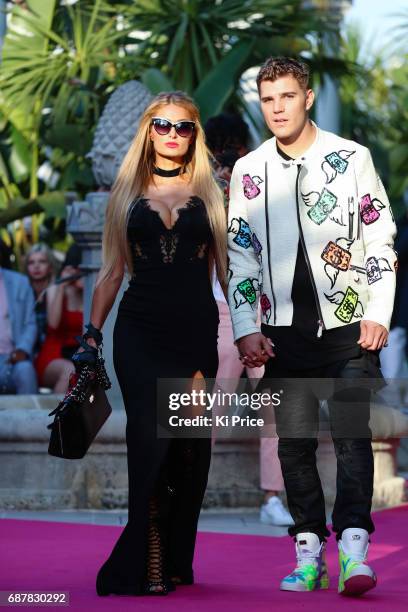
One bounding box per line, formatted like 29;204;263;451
338;528;377;596
280;532;329;592
260;496;294;526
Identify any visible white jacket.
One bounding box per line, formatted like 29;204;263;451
227;126;397;341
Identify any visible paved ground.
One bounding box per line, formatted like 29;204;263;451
0;508;332;537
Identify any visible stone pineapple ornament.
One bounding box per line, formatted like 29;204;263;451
88;80;153;188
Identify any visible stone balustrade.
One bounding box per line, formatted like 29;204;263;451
0;395;407;511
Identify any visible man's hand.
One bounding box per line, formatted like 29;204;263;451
236;332;275;368
8;349;29;364
358;320;388;351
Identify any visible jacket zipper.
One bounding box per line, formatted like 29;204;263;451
264;161;277;324
295;164;325;338
356;198;362;240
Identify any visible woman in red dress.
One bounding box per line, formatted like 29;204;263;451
36;245;83;392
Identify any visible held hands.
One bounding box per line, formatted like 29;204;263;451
358;320;388;351
236;332;275;368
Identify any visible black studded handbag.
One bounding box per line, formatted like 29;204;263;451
47;348;112;460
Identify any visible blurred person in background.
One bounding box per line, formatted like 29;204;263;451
0;241;38;394
205;113;249;186
380;195;408;405
35;244;83;393
0;239;14;270
205;114;292;526
25;243;58;359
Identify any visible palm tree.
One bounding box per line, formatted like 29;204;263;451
337;21;408;211
123;0;343;122
0;0;350;244
0;0;130;241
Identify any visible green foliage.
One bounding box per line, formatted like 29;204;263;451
122;0;341;123
0;0;129;203
338;23;408;214
0;0;349;261
386;59;408;205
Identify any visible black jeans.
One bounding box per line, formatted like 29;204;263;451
264;351;380;541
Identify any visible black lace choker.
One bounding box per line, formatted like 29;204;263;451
153;166;183;177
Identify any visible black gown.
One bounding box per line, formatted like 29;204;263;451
96;195;219;595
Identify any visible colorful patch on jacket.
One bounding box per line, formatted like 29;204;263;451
252;233;262;257
325;286;364;323
366;256;392;285
321;239;352;271
303;188;338;225
321;238;352;289
260;293;271;323
233;278;259;308
322;150;355;184
228;217;252;249
360;194;385;225
321;237;367;289
242;174;263;200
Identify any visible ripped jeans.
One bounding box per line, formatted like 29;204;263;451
264;350;381;541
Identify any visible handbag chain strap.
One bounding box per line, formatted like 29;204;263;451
49;349;111;419
95;349;112;391
68;354;112;405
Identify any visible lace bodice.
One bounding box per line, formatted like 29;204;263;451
127;196;213;272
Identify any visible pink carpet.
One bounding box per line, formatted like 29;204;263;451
1;506;407;611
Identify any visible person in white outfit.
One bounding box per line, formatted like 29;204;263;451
227;57;396;597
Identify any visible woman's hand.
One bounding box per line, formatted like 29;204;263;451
76;337;97;352
72;337;98;369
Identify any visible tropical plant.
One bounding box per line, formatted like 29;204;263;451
0;0;130;245
0;0;353;265
337;22;408;213
385;57;408;206
119;0;346;123
337;24;389;163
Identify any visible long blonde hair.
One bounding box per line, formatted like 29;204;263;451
99;91;227;289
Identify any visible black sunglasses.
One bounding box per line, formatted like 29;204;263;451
151;117;195;138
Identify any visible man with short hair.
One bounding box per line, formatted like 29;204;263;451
227;57;396;596
0;262;38;394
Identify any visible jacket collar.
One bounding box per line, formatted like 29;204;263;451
263;121;322;168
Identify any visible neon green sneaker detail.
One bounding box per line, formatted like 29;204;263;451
338;528;377;596
280;532;329;592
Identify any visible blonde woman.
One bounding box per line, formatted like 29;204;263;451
25;243;58;355
75;92;227;596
